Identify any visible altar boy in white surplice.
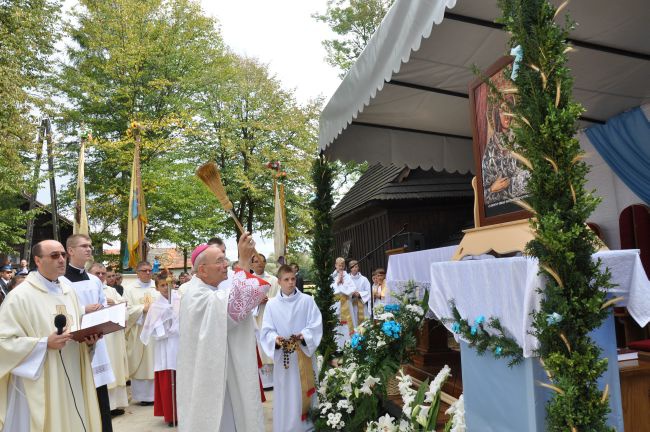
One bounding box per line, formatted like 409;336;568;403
261;265;323;432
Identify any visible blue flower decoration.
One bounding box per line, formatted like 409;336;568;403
451;322;461;334
351;333;364;350
381;321;401;339
546;312;563;326
384;304;400;312
474;315;485;326
495;346;503;355
470;325;478;336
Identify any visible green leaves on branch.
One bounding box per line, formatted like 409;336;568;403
496;0;614;430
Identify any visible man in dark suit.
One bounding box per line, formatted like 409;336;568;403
0;264;13;305
290;263;304;292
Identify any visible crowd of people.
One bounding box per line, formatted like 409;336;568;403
0;234;391;432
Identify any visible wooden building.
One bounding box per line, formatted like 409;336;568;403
333;164;474;273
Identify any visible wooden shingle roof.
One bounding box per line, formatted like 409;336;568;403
332;164;473;219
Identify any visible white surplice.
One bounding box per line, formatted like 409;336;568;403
177;270;269;432
140;292;180;372
62;270;115;388
260;289;323;432
349;272;371;326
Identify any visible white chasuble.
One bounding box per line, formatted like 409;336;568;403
102;285;130;409
331;271;356;348
260;290;323;432
0;272;102;432
123;281;158;380
177;270;269;432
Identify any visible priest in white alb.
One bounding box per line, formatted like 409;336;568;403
261;264;323;432
0;240;102;431
177;233;270;431
123;260;158;405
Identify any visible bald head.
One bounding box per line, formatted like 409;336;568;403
33;240;67;280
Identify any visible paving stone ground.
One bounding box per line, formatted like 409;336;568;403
112;387;274;431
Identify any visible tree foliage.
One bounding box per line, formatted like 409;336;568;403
311;154;338;370
313;0;394;78
0;0;61;254
53;0;318;264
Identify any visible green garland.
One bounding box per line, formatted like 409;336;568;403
446;302;523;367
311;153;338;372
495;1;614;430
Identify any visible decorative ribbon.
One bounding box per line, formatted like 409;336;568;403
297;347;316;421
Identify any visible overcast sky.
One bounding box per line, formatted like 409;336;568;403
43;0;343;260
201;0;341;105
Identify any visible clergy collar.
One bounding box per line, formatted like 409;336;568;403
68;263;86;273
34;271;63;294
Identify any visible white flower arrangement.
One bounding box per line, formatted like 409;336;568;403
444;394;466;432
367;366;462;432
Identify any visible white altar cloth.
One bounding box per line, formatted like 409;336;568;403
427;249;650;357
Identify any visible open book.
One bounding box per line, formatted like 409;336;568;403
71;302;126;342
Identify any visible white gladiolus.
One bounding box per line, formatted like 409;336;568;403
415;405;430;427
445;394;466;432
425;364;451;402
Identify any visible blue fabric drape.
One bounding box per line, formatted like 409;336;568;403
586;107;650;204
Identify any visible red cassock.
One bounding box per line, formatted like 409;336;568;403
154;370;178;424
257;346;266;402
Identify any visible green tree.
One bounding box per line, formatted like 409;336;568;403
311;153;338;371
498;1;612;429
191;55;319;247
313;0;394;78
0;0;61;253
55;0;229;263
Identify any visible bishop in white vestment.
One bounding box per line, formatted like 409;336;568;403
261;265;323;432
177;234;269;432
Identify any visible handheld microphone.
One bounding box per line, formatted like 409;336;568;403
54;314;67;335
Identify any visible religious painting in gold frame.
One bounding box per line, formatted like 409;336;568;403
469;56;532;227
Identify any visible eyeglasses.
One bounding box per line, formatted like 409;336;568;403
94;272;106;276
138;269;152;273
41;252;67;260
202;258;228;266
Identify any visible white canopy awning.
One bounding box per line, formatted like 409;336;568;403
319;0;650;173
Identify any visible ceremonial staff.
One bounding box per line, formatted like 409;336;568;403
162;261;177;429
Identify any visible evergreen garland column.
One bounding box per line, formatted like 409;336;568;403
498;1;614;430
311;153;338;371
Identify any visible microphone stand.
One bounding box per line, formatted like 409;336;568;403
358;224;408;320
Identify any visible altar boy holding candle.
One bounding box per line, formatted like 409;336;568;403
261;265;323;432
140;273;180;427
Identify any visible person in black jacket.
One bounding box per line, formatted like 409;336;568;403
290;263;304;292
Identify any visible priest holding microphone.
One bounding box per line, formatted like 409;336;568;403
0;240;102;431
